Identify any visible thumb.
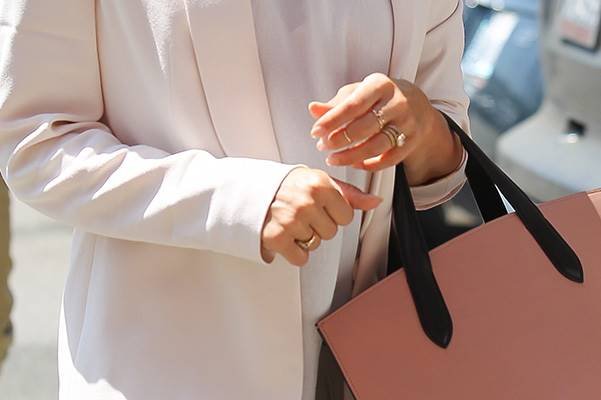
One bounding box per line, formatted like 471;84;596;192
331;178;383;211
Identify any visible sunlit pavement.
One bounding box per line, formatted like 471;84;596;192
0;197;70;399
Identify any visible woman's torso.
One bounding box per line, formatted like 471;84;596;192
60;1;442;399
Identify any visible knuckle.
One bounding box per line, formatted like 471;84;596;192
294;201;314;220
395;93;409;107
337;85;352;96
405;115;417;131
344;97;362;110
378;78;395;93
306;182;324;199
309;170;324;182
272;227;289;244
279;214;297;230
366;72;385;82
306;171;330;193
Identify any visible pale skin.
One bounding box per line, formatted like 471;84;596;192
261;73;464;266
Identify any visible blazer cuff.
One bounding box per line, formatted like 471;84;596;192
206;159;303;266
410;149;467;210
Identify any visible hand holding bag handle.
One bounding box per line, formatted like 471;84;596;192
390;112;584;348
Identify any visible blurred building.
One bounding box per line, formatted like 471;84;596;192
422;0;601;249
498;0;601;199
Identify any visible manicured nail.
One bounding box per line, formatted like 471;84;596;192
311;126;325;138
326;156;339;166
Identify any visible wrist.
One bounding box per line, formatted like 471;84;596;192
405;107;463;186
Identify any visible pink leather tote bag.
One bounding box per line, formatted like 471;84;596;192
317;115;601;399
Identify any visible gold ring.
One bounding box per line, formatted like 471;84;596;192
380;129;397;149
381;124;407;148
342;129;352;144
371;108;385;130
295;232;320;252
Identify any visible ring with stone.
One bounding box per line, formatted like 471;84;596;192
381;124;407;149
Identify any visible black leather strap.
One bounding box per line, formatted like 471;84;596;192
390;113;584;349
391;164;453;348
442;114;583;283
464;148;508;223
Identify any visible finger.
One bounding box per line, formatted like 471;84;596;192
327;131;394;166
282;241;310;267
294;231;322;252
316;89;403;151
320;193;354;227
354;136;417;171
351;115;417;171
311;77;394;138
330;178;383;212
306;207;339;241
309;84;359;120
317;109;381;151
308;102;331;119
314;180;354;226
285;218;318;245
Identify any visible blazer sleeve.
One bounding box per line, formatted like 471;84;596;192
410;0;470;210
0;0;298;265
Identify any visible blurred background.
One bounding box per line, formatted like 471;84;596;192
1;0;600;398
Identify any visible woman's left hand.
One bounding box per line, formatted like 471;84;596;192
309;73;463;186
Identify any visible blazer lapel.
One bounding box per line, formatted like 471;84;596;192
358;0;412;242
183;0;282;162
388;0;422;78
354;0;421;293
183;3;304;397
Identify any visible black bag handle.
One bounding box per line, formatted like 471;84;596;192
390;112;584;349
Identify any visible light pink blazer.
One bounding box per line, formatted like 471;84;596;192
0;1;469;399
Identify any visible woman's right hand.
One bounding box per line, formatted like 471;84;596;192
261;167;382;266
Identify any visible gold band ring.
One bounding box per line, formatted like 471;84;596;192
371;108;386;130
381;124;407;149
380;129;397;149
342;129;352;144
295;232;320;252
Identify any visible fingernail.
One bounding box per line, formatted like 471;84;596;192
326;156;339;166
316;138;326;151
311;126;325;138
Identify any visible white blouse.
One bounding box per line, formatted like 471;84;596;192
252;1;466;398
